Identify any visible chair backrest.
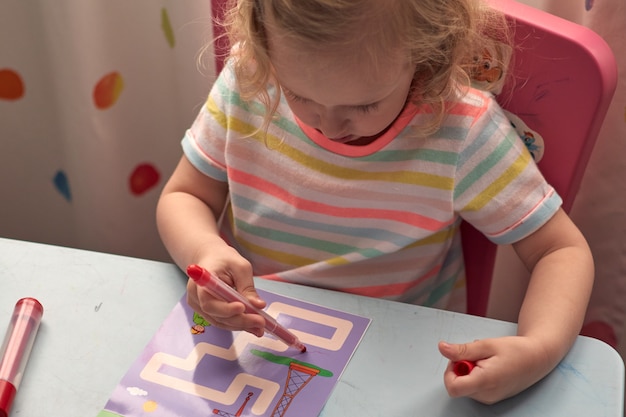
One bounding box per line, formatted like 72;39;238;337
464;0;617;316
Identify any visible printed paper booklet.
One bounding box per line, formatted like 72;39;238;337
97;289;370;417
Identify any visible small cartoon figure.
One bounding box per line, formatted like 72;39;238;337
503;110;545;163
469;42;511;94
471;48;503;84
520;131;541;161
191;312;210;334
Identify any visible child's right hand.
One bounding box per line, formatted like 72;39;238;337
186;246;267;337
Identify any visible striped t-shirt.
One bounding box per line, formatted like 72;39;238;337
182;65;561;312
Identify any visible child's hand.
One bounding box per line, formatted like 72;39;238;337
186;246;267;337
438;337;552;404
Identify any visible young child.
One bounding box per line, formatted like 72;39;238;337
156;0;594;404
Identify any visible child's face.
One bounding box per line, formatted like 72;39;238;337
268;29;415;145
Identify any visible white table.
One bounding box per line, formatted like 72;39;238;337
0;238;623;416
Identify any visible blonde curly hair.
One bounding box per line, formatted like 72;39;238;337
219;0;510;137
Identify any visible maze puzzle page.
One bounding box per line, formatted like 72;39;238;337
97;289;370;417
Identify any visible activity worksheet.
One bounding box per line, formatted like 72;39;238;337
97;289;370;417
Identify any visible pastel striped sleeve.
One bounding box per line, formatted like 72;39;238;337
490;190;562;244
180;72;232;183
182;125;228;182
454;99;561;245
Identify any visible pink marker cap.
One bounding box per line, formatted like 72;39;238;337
453;360;476;376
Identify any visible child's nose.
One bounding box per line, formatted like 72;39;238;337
318;110;349;139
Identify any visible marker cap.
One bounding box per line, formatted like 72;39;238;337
453;360;476;376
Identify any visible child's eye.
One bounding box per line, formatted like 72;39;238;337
283;87;378;114
353;103;379;114
283;89;309;104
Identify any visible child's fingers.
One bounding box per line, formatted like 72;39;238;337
438;340;489;362
187;279;265;335
439;341;487;400
443;368;482;398
234;281;266;310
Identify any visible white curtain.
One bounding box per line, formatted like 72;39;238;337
490;0;626;357
1;1;218;261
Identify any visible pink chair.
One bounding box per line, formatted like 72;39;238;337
464;0;617;316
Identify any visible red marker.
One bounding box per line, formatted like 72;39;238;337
186;265;306;353
0;298;44;417
453;360;476;376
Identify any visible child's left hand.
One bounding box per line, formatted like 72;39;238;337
438;337;553;404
